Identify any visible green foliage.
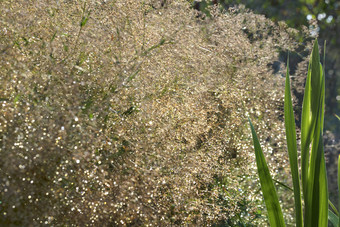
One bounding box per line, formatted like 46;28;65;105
301;39;328;227
249;119;286;226
284;59;303;227
249;39;339;226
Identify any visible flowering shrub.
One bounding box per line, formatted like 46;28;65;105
0;0;310;225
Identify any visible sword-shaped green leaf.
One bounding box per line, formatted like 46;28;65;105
301;52;313;202
249;119;286;227
302;39;328;227
284;59;303;227
329;209;339;227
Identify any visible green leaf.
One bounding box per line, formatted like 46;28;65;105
80;2;89;28
142;38;167;56
249;119;286;227
302;39;328;227
301;45;313;200
126;70;140;84
274;178;337;219
13;94;21;104
80;16;89;27
272;179;293;192
51;31;57;42
335;114;340;121
329;200;339;216
310;128;328;227
284;59;303;227
328;209;339;227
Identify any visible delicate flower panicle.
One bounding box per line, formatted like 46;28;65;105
0;0;310;226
